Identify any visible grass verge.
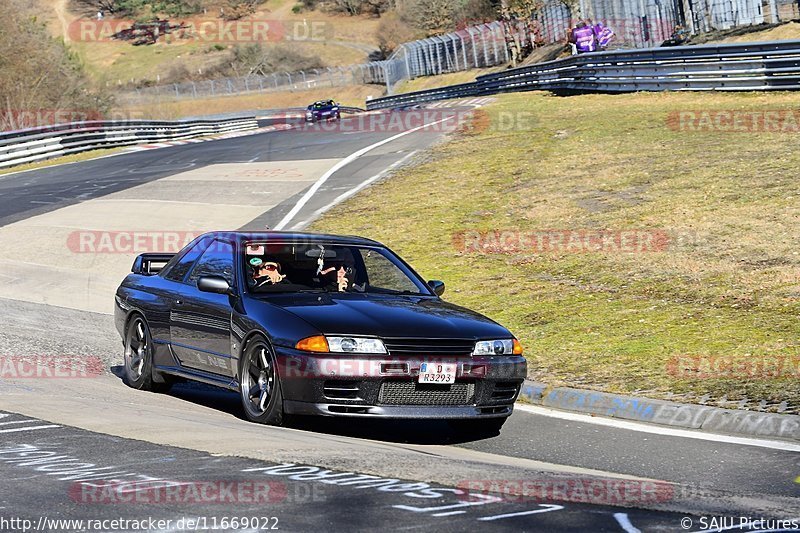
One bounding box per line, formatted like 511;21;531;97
0;147;125;176
311;90;800;409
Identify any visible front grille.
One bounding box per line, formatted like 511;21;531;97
378;381;475;406
382;338;474;357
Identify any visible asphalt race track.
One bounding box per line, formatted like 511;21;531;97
0;108;798;532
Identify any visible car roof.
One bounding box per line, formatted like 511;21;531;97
197;231;382;247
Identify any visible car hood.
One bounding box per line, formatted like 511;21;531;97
255;293;510;339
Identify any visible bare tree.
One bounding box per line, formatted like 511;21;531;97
1;0;109;130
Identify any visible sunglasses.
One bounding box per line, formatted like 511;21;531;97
260;264;278;271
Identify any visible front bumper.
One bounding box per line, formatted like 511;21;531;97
274;347;527;419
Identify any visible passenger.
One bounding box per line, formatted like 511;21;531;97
320;264;351;292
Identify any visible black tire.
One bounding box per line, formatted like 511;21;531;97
123;315;172;393
448;417;507;436
239;336;285;425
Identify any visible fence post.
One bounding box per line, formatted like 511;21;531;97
459;34;468;71
769;0;780;22
468;27;480;67
488;23;498;64
481;25;490;66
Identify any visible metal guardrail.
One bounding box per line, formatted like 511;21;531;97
0;117;258;170
366;39;800;110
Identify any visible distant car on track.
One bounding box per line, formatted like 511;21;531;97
115;232;527;433
306;100;340;122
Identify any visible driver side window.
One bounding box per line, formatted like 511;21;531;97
163;237;212;283
187;239;234;286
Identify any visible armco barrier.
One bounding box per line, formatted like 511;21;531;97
366;39;800;110
0;117;258;170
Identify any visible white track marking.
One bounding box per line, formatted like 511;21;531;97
478;505;564;521
0;420;45;426
273;116;456;230
0;425;60;433
292;150;419;229
614;513;641;533
514;404;800;452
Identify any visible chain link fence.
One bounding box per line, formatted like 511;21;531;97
118;0;797;106
115;64;388;107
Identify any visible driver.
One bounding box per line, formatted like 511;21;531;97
251;257;289;289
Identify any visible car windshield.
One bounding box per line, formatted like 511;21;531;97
243;242;431;295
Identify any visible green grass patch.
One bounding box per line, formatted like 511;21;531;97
311;91;800;407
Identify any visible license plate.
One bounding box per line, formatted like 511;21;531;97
418;363;456;384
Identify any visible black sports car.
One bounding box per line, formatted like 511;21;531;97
115;232;527;432
305;100;340;122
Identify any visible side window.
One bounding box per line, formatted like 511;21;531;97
163;237;212;283
360;249;420;293
187;240;234;285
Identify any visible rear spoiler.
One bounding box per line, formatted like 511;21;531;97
132;253;175;275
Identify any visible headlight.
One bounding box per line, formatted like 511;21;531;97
473;339;523;356
296;335;387;354
328;336;387;354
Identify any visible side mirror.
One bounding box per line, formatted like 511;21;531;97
428;280;445;296
197;276;232;295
